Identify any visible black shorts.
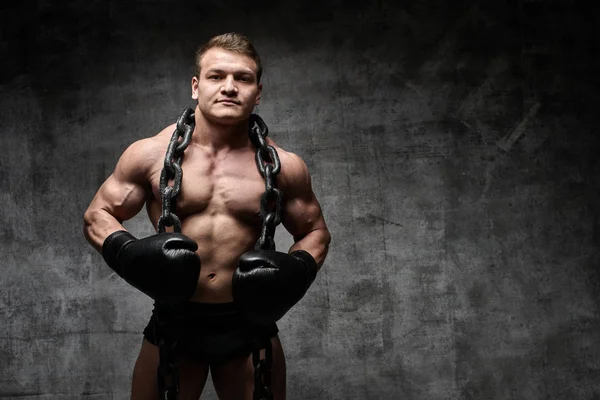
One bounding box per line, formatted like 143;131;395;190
143;301;278;365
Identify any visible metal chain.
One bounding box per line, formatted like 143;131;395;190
157;336;179;400
249;113;283;251
253;338;273;400
248;113;281;400
157;108;195;233
156;108;195;400
155;111;280;400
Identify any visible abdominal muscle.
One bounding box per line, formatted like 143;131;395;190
147;203;261;303
182;213;259;303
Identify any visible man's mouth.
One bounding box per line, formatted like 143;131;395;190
217;99;240;105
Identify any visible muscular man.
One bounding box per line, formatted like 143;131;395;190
83;33;331;399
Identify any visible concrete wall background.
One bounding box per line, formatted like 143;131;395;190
1;0;599;398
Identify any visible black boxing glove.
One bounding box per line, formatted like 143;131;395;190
102;231;201;303
232;249;318;325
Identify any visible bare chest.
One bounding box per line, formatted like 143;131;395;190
149;145;266;223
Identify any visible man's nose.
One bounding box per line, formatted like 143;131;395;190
221;76;238;94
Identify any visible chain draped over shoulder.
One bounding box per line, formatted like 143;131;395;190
156;108;282;400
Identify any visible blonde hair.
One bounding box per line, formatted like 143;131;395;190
195;32;262;82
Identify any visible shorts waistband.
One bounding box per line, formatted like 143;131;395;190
152;301;240;322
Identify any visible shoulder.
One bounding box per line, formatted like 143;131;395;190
114;124;175;182
266;140;311;195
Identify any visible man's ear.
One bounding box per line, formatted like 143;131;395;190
191;76;199;100
255;82;262;105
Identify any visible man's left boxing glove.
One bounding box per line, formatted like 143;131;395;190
102;231;201;303
232;249;318;325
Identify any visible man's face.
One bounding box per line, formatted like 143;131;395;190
192;47;262;124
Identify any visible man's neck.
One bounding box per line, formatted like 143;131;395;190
192;108;251;153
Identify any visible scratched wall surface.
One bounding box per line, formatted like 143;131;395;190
1;1;599;399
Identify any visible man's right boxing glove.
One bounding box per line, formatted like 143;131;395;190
102;230;201;303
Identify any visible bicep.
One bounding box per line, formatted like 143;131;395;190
88;173;147;223
282;191;327;241
85;140;153;223
279;154;327;240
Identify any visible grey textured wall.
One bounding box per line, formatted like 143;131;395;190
1;1;599;399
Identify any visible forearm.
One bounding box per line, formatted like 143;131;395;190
83;208;127;253
288;228;331;271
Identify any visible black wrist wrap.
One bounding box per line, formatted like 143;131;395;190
291;250;318;287
102;230;136;272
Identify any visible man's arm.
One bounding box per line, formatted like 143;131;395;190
83;139;156;252
279;152;331;271
231;150;331;324
83;136;201;303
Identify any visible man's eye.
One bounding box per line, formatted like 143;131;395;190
209;76;221;80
